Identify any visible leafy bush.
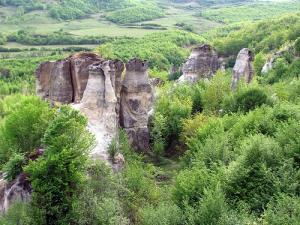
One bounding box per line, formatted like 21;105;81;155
98;31;204;70
0;202;31;225
25;106;94;225
1;96;53;156
224;135;283;213
72;160;129;225
106;5;164;24
3;153;25;181
202;71;231;114
263;194;300;225
139;202;182;225
222;87;271;113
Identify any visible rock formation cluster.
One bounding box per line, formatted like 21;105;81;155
178;44;221;83
36;53;153;162
231;48;254;90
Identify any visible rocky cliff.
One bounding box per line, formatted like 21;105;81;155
231;48;254;90
178;44;221;83
36;53;153;161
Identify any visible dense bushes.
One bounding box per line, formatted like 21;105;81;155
212;14;300;55
0;96;54;166
7;30;120;45
98;31;205;70
25;106;94;225
106;5;164;24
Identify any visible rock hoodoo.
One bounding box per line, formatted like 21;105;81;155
231;48;254;90
36;53;153;160
120;59;153;152
178;44;220;83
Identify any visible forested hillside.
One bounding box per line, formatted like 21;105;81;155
0;1;300;225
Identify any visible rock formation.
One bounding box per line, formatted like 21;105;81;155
261;44;294;74
36;54;153;159
73;59;124;161
178;44;220;83
0;173;31;213
120;59;153;152
231;48;254;90
36;53;101;104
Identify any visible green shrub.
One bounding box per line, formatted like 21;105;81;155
0;202;31;225
263;194;300;225
276;120;300;166
72;160;129;225
0;96;54;166
224;135;282;213
140;202;182;225
108;138;118;159
3;153;25;182
202;71;231;114
25;106;94;225
173;165;213;206
150;112;167;157
222;87;271;113
193;186;228;225
106;5;164;24
295;37;300;55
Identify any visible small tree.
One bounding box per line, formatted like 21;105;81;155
25;106;94;225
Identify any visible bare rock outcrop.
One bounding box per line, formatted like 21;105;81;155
36;59;73;103
36;53;101;104
231;48;254;90
120;59;153;152
178;44;220;83
0;173;31;213
36;54;153;158
70;53;102;103
73;60;124;161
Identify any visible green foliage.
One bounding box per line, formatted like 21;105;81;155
224;135;282;213
253;52;266;76
108;138;118;158
106;5;164;24
263;194;300;225
222;86;271;114
25;106;94;225
72;160;129;225
7;30;117;45
0;96;53;163
213;14;300;55
49;0;93;20
3;153;25;181
295;37;300;55
139;202;182;225
201;2;300;24
0;202;31;225
98;30;205;70
202;71;231;114
150;112;167;157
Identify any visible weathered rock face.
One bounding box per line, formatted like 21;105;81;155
178;44;220;83
36;53;101;104
70;53;102;103
0;173;31;213
231;48;254;90
36;54;153;157
36;59;73;103
73;60;124;161
120;59;153;152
